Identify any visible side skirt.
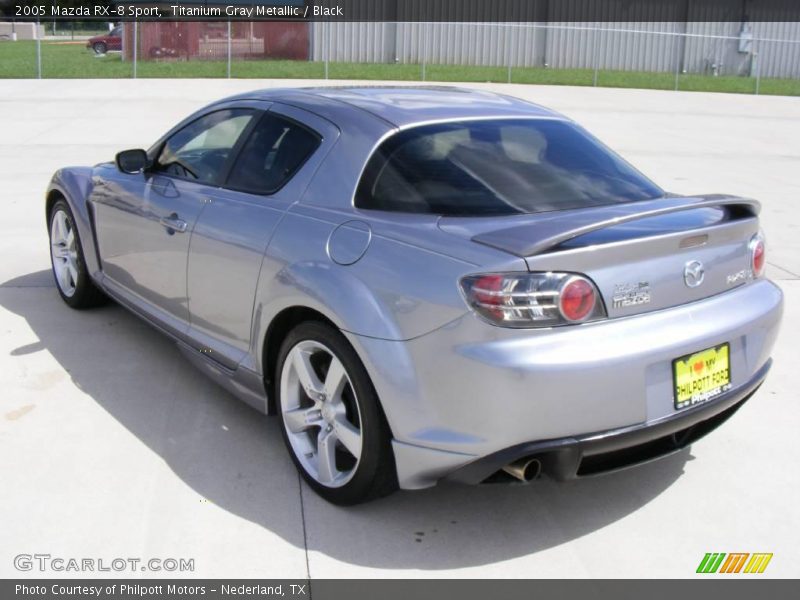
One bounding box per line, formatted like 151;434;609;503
100;278;270;414
176;341;269;414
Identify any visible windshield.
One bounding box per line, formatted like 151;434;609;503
355;119;663;216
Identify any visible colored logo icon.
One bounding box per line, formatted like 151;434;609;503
697;552;773;574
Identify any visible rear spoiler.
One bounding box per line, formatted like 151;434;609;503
471;195;760;257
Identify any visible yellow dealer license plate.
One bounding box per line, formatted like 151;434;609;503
673;343;732;410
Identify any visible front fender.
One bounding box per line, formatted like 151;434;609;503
47;167;101;280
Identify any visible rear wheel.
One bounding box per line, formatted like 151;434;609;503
277;322;397;505
48;200;107;309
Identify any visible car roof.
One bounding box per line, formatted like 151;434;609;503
219;86;565;129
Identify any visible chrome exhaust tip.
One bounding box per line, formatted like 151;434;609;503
501;457;542;483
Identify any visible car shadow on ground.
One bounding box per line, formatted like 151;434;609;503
2;270;691;571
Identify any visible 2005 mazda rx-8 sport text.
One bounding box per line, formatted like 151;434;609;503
46;87;783;504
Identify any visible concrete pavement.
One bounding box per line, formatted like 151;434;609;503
1;80;798;578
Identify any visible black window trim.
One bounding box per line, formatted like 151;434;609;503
221;111;323;197
148;107;262;189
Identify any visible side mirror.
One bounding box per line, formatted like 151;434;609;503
115;149;149;174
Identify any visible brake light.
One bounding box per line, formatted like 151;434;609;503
559;276;597;322
460;272;606;328
750;233;766;278
471;274;505;320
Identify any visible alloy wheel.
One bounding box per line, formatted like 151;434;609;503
280;340;363;488
50;210;78;298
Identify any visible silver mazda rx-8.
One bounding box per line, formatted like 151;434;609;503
46;87;783;504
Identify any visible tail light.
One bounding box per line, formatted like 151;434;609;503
460;272;607;328
749;233;766;278
558;276;597;322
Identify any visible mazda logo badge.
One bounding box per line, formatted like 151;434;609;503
684;260;705;288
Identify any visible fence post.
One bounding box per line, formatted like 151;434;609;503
227;21;232;79
324;22;329;80
133;21;138;79
592;25;600;87
421;23;428;81
754;45;761;95
36;19;41;79
506;24;512;84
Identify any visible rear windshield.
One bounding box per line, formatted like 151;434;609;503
355;119;662;216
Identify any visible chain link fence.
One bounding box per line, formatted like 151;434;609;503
1;21;798;95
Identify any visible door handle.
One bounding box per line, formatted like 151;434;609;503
160;214;188;234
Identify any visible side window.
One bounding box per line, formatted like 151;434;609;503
154;109;255;184
225;114;321;195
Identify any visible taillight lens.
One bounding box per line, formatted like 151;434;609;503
749;233;766;278
460;272;606;328
469;274;506;321
559;276;597;322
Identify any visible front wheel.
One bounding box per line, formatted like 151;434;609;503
92;42;107;55
277;322;397;505
48;200;107;309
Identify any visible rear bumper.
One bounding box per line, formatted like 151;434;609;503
447;358;770;485
346;279;782;490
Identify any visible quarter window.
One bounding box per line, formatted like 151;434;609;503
154;109;255;184
226;114;321;195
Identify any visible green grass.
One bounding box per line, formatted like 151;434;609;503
327;61;422;81
2;40;798;96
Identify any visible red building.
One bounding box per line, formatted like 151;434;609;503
122;21;310;61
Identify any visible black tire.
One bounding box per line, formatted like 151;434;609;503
276;321;398;505
48;199;108;309
93;42;107;55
